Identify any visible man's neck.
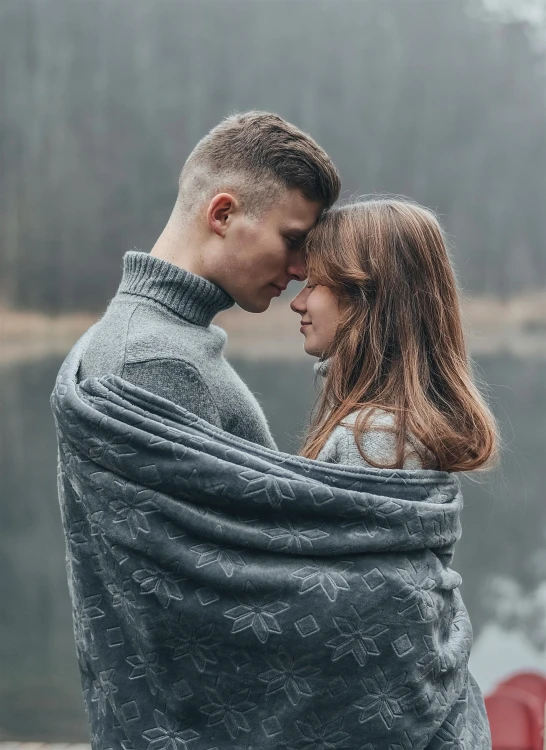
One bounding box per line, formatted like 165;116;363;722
150;217;209;279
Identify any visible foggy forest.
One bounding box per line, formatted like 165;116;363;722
2;0;546;312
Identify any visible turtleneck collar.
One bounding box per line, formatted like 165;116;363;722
118;251;234;327
313;357;331;379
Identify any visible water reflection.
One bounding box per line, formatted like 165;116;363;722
0;352;544;740
0;358;88;740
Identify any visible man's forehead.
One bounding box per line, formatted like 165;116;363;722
276;188;322;220
277;204;322;233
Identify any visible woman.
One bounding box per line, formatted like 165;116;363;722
291;197;498;473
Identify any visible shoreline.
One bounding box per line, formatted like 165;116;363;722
1;290;546;366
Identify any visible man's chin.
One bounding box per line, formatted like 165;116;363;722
235;295;271;314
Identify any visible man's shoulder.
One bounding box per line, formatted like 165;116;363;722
79;296;222;377
124;299;228;366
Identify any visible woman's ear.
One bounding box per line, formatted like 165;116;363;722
207;193;237;237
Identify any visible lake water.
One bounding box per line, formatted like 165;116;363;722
1;351;545;740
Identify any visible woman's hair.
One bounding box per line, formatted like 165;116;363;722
300;197;499;473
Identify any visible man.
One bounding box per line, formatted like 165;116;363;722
54;111;340;746
79;111;341;447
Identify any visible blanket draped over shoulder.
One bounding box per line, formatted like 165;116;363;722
51;333;491;750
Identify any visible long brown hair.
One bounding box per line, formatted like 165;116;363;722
301;198;498;472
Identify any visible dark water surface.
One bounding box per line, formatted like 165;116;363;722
0;352;544;740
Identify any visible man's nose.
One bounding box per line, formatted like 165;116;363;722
287;249;307;282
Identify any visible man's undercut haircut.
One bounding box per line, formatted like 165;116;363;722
177;111;341;219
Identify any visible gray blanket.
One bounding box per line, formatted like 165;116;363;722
51;333;491;750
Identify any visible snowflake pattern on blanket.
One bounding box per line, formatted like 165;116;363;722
50;332;491;750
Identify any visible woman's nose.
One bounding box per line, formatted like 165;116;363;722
290;287;307;314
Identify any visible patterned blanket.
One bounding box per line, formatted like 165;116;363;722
51;333;491;750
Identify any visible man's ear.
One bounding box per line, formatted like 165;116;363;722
207;193;238;237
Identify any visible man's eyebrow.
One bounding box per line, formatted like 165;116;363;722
283;228;308;238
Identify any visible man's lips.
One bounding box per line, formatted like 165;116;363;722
270;284;287;298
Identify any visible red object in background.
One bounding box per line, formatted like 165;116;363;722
485;671;546;750
499;673;546;710
485;688;542;749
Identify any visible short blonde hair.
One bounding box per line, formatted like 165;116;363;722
177;111;341;217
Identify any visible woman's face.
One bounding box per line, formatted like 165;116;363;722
290;281;341;358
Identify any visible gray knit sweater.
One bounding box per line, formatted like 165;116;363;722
79;251;276;449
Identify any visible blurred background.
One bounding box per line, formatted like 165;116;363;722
1;0;546;741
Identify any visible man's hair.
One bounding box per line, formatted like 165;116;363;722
176;111;341;218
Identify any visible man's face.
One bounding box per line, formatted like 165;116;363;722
219;189;322;313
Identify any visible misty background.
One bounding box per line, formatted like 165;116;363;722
1;0;546;741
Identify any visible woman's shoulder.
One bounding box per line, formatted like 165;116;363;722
340;407;394;430
317;407;433;469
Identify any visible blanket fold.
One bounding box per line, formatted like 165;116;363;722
51;333;491;750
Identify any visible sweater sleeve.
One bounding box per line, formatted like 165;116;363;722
122;358;223;428
317;423;396;467
317;411;426;469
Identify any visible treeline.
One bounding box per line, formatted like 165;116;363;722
1;0;546;312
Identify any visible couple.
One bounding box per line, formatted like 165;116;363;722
52;112;496;749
